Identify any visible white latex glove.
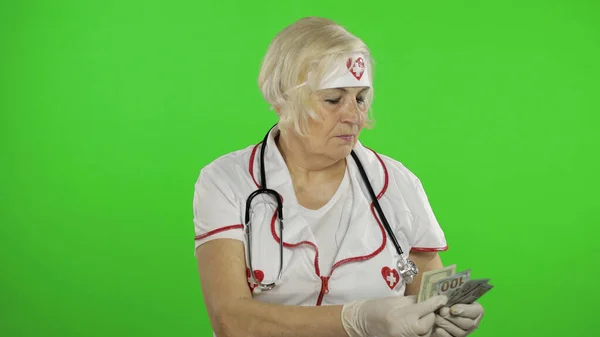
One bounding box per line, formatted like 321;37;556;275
341;294;448;337
432;302;484;337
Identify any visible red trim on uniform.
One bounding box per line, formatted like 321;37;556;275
316;276;331;305
369;148;389;198
327;150;389;272
195;143;259;243
410;246;449;252
249;143;261;188
269;195;322;277
316;149;390;306
247;140;391;307
248;140;323;279
195;224;244;240
196;142;259;242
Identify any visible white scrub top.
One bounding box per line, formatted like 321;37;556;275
193;125;448;309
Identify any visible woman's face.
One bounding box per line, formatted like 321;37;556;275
300;86;370;162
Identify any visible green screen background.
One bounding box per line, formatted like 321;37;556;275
2;0;599;336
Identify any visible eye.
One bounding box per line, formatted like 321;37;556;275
325;98;341;104
356;96;366;104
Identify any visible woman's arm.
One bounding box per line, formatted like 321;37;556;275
195;239;349;337
403;251;444;296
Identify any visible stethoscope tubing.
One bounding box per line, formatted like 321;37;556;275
245;124;412;291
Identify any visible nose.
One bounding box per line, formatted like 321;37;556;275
340;98;364;126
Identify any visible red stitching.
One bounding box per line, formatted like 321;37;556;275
246;140;393;306
328;149;390;273
410;246;449;252
268;195;322;277
194;224;244;240
317;149;390;305
247;138;323;278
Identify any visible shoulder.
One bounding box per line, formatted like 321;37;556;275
195;143;259;191
355;143;432;216
376;151;420;185
355;143;422;193
376;152;424;198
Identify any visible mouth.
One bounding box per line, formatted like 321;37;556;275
336;134;355;142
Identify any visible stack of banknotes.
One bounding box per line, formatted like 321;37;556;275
417;264;493;306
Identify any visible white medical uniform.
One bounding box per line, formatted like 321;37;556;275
193;125;448;318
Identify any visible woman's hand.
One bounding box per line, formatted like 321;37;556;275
342;294;448;337
432;302;484;337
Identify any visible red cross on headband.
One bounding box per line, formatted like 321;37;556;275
311;53;371;90
346;57;365;80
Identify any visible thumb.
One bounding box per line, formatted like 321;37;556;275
414;295;448;317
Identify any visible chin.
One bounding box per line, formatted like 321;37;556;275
337;146;354;159
324;139;357;160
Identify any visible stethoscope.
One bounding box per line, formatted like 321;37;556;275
245;124;418;293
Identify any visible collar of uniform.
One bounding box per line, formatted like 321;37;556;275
259;125;386;205
333;143;390;267
260;124;295;196
256;124;387;256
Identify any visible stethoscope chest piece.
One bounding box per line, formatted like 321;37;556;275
396;254;419;285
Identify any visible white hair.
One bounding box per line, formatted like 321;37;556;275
258;17;375;137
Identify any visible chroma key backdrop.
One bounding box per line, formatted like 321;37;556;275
1;1;598;336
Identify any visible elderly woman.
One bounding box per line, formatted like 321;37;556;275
193;17;485;337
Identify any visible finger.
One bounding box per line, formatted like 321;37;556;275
419;328;435;337
415;295;448;317
439;307;450;318
450;302;484;320
435;315;468;337
432;327;453;337
442;315;475;331
412;312;436;335
449;305;484;333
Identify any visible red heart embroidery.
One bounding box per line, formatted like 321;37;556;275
346;57;365;80
246;268;265;291
381;266;400;290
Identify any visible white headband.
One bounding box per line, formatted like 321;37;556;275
311;53;371;90
285;53;372;93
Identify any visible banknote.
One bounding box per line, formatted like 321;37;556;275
457;278;490;297
447;279;493;306
445;278;488;304
435;269;471;300
417;264;456;303
450;283;494;305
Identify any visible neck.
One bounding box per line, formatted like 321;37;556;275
275;131;346;185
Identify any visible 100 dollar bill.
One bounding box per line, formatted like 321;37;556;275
418;265;493;305
435;269;471;298
446;279;492;306
417;264;456;303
